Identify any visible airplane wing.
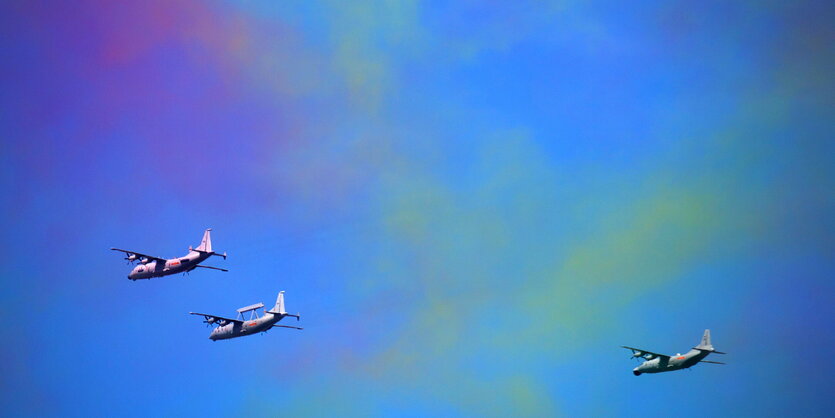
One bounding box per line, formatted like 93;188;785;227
621;346;670;361
271;324;303;330
189;312;242;325
699;360;726;365
111;248;167;262
194;265;228;272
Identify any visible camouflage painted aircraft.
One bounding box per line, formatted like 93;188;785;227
190;291;302;341
112;228;227;281
623;329;726;375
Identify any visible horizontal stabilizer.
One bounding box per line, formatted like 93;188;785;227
267;311;300;319
191;249;227;259
194;265;228;272
692;347;727;354
272;324;303;330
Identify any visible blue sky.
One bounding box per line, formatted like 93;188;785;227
1;1;833;416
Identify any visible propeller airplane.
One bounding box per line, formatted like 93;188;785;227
112;228;227;281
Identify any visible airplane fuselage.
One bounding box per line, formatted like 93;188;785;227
210;313;287;341
128;251;209;280
633;349;710;375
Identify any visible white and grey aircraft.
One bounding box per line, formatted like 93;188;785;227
623;329;726;376
190;291;302;341
112;228;227;281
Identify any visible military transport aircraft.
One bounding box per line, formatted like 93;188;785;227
623;329;726;375
112;228;227;280
190;291;302;341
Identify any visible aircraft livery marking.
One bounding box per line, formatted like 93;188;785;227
677;356;685;360
249;322;257;326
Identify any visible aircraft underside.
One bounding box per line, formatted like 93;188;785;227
210;322;273;340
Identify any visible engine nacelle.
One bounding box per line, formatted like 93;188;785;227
140;258;150;264
206;317;217;324
126;254;139;262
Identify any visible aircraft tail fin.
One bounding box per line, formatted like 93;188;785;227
195;228;212;253
274;291;286;314
696;329;716;351
268;291;300;320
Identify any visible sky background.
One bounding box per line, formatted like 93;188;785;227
1;1;833;416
